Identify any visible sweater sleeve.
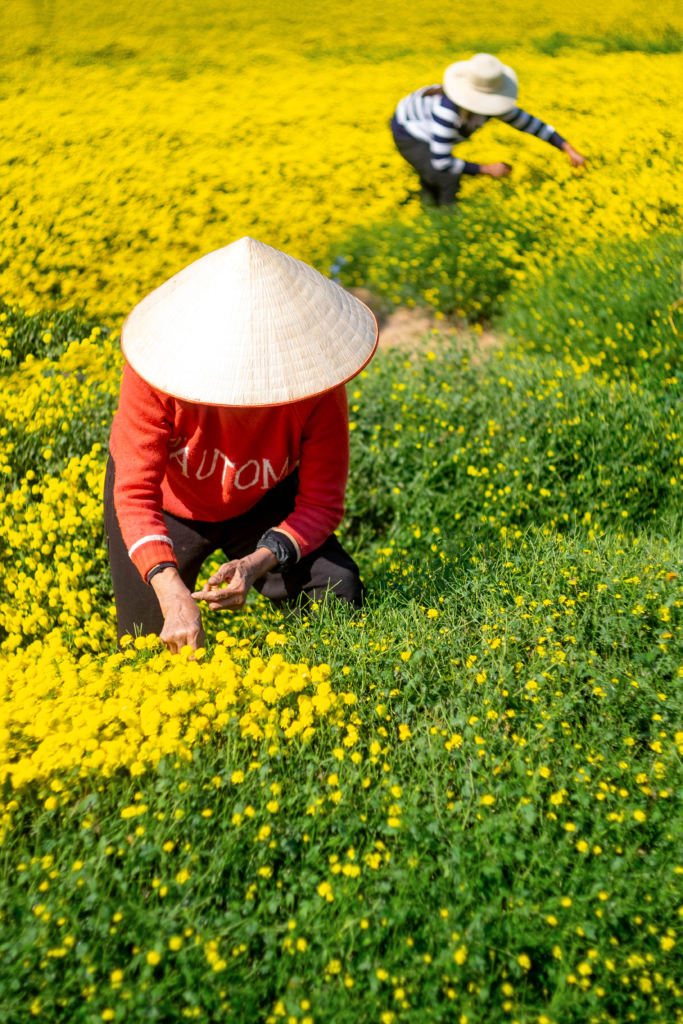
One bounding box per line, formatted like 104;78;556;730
110;364;179;581
496;106;565;149
429;97;482;175
276;386;349;558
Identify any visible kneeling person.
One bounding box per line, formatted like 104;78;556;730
106;236;378;651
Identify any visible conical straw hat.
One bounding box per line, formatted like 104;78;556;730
121;237;378;406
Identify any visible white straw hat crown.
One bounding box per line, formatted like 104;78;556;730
443;53;518;116
121;237;378;406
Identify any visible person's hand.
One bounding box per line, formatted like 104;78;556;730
562;142;586;168
192;547;278;612
151;566;205;653
480;162;512;178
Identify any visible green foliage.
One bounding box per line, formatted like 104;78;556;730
334;210;683;335
4;234;683;1021
534;27;683;56
1;531;683;1023
533;32;575;57
343;340;683;550
500;232;683;369
0;303;109;369
0;306;119;485
334;202;542;322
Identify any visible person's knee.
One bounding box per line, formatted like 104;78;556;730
313;563;365;609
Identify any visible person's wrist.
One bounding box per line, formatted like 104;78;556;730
237;548;278;585
251;547;279;574
149;564;180;589
146;561;177;585
150;566;190;608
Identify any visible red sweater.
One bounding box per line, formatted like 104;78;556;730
109;364;350;580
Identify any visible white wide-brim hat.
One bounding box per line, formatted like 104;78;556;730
443;53;518;116
121;237;378;406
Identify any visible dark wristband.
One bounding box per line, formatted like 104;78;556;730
146;561;177;585
256;529;298;574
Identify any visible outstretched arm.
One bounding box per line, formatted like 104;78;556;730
498;106;586;167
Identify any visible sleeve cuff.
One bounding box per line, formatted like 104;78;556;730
129;537;179;580
549;131;565;150
257;529;299;573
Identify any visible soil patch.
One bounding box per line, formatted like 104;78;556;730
348;287;502;363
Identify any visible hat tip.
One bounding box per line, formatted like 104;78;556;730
232;234;264;249
228;235;279;263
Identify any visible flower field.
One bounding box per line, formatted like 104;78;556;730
2;1;683;1022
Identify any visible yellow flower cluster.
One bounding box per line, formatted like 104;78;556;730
1;2;682;316
0;8;681;1020
0;330;120;445
0;449;113;651
0;635;357;788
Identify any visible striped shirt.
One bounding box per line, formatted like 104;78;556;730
392;85;565;175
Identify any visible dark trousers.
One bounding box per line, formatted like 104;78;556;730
393;134;461;206
103;456;364;642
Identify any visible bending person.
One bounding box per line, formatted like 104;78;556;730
105;236;378;651
391;52;585;206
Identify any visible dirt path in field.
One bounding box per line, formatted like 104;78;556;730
349;287;501;363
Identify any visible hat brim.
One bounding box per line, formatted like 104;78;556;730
443;60;518;116
122;311;379;409
121;238;380;408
